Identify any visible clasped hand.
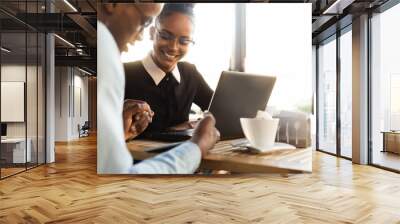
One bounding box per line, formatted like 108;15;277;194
123;99;154;141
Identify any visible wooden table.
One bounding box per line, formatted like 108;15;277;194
127;139;312;174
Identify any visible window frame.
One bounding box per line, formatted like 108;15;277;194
368;0;400;173
315;23;353;161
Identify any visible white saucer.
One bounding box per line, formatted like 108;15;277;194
231;140;296;153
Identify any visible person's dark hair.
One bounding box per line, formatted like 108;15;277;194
155;3;195;25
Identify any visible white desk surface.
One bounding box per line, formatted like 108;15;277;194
1;138;27;143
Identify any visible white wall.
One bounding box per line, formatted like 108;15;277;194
74;73;89;135
54;67;89;141
1;65;39;137
55;66;69;141
1;64;45;164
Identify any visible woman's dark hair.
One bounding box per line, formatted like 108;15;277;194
156;3;195;25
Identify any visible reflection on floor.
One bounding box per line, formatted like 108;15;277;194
0;167;25;178
373;150;400;171
341;147;352;159
0;162;43;179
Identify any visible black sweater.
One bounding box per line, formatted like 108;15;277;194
124;61;213;132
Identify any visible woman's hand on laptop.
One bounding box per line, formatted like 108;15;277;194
123;99;154;141
190;113;220;157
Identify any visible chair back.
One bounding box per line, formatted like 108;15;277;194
274;110;311;148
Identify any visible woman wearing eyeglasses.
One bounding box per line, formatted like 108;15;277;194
124;3;213;134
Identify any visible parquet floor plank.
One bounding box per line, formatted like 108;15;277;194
1;135;400;223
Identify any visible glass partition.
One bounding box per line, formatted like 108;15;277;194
370;3;400;171
339;28;352;158
317;36;337;155
1;26;28;178
0;0;46;179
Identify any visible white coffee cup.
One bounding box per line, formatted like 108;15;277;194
240;117;279;150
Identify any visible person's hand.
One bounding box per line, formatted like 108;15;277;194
123;99;154;141
168;120;199;131
190;113;220;157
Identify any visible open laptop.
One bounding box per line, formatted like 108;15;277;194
143;71;276;143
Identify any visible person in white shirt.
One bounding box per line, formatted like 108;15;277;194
97;3;219;174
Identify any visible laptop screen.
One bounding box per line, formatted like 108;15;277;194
208;71;276;139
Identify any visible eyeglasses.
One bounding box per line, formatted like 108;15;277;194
155;28;195;46
133;5;153;32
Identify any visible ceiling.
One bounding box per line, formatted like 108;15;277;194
0;0;96;75
262;0;390;43
308;0;390;43
0;0;394;75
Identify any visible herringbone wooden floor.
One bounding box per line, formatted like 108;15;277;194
1;135;400;223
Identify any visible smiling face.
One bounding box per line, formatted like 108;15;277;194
150;12;194;72
101;3;162;52
115;4;144;52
